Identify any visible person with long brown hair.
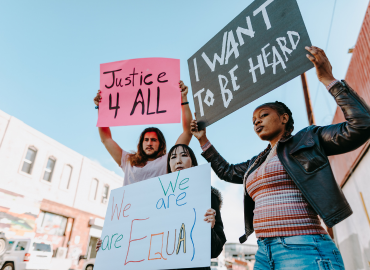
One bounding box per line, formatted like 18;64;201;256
190;46;370;269
94;80;193;186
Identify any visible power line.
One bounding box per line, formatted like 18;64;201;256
312;0;337;110
325;0;337;52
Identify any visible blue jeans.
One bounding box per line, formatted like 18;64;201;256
254;234;345;270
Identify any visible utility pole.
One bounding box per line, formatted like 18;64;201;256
300;73;316;125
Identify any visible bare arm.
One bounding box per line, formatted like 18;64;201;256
95;91;123;166
98;127;123;166
175;80;193;145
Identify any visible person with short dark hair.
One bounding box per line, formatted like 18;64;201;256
94;80;193;186
190;46;370;269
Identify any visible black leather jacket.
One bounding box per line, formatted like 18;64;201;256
202;80;370;243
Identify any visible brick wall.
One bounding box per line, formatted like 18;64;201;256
329;1;370;186
38;199;103;269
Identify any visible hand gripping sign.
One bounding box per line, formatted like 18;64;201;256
188;0;314;129
94;164;211;270
97;58;181;127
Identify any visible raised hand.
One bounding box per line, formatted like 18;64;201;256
190;113;207;143
179;80;188;102
96;238;102;252
204;208;216;229
94;90;102;106
305;46;336;87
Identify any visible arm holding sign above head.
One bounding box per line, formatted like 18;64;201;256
190;114;250;185
94;90;123;166
305;46;370;155
175;80;193;145
305;46;336;87
190;113;208;146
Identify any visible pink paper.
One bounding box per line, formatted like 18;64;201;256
97;58;180;127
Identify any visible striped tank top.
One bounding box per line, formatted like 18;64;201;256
246;154;327;238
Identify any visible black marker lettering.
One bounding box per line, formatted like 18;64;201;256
109;92;120;118
116;78;123;87
130;89;145;115
140;72;143;86
129;68;139;86
144;74;153;85
156;87;166;114
147;88;155;115
125;76;131;86
157;72;168;83
103;69;122;89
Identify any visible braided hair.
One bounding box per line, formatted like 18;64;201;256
258;101;294;139
243;101;294;180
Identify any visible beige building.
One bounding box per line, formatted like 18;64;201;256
0;109;123;269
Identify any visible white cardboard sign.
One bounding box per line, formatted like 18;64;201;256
94;164;211;270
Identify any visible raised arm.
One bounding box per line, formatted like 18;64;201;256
94;91;123;166
190;116;249;184
305;46;370;156
175;80;193;145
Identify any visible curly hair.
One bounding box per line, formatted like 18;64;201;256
127;127;166;167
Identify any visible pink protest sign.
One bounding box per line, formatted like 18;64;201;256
97;58;180;127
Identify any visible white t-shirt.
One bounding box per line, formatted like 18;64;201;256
120;150;168;186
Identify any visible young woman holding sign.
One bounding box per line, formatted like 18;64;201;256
96;144;227;270
190;46;370;269
166;144;226;270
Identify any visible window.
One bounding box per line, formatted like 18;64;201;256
89;179;99;200
43;157;56;182
7;241;15;251
101;185;109;203
32;242;51;252
60;165;72;189
15;241;28;251
21;147;37;174
36;212;67;236
87;237;99;259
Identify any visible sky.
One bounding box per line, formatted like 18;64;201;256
0;0;369;244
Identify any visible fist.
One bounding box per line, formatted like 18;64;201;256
305;46;336;87
94;90;102;106
190;113;206;140
179;80;188;100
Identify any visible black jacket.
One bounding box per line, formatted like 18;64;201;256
210;187;226;259
202;80;370;243
171;187;226;270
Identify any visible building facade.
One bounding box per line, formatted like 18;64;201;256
329;1;370;269
0;110;123;269
224;243;257;270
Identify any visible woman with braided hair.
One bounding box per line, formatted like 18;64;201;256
191;46;370;269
